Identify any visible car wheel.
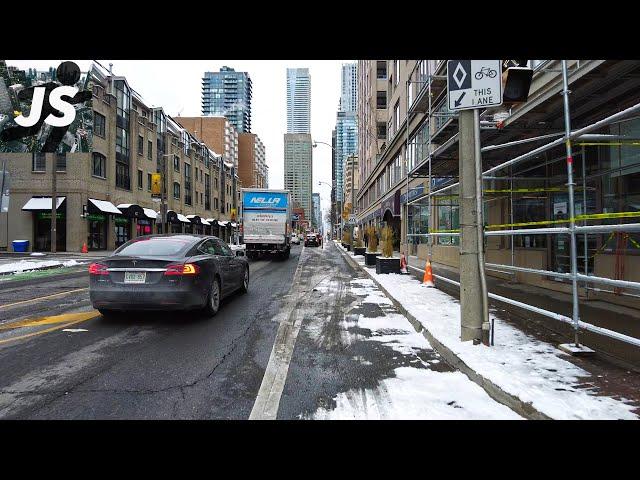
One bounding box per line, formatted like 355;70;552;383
240;267;249;293
98;308;117;318
204;277;221;316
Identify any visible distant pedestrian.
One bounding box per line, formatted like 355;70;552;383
364;231;369;248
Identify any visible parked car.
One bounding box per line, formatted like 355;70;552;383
291;233;301;245
89;234;249;317
304;234;319;247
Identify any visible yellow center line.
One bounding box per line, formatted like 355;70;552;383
0;288;88;310
0;311;100;345
0;310;99;330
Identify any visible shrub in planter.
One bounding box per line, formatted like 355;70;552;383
376;226;400;274
366;226;378;253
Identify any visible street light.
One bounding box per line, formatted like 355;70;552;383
313;140;356;248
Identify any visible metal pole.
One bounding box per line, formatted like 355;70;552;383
474;109;490;346
427;59;433;263
510;166;515;275
162;155;168;234
561;60;581;348
582;145;588;288
51;154;57;253
459;109;484;343
0;159;6;250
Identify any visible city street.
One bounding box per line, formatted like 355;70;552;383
0;242;519;419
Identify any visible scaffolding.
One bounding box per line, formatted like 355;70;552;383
402;59;640;349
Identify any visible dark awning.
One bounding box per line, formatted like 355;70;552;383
117;204;145;219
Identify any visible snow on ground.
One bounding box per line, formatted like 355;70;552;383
229;244;246;251
341;246;638;420
312;367;522;420
310;275;522;420
0;259;82;274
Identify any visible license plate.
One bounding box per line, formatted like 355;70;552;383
124;271;146;284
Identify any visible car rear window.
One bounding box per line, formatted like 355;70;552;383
114;237;193;257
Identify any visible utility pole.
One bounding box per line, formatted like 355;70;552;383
458;110;485;343
161;154;168;234
51;153;57;253
350;154;355;250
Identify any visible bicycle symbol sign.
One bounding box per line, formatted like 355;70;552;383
447;60;503;111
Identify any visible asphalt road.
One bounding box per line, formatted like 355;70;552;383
0;246;301;419
0;241;519;419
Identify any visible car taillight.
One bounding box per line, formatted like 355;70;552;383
89;263;109;275
164;263;200;276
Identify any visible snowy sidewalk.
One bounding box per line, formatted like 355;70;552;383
334;241;639;420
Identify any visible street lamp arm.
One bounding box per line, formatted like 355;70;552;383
312;140;335;152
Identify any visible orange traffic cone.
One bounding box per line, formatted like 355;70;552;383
81;242;88;254
400;252;408;274
423;260;435;287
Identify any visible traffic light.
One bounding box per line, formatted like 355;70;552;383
502;66;534;105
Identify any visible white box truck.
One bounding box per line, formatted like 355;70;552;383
241;189;291;260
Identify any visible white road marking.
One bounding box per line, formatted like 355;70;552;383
62;329;88;333
249;249;308;420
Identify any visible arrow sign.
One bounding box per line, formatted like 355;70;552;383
447;60;502;111
455;92;466;107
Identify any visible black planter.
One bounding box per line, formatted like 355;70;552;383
364;252;381;266
353;246;366;256
345;244;351;251
376;257;401;274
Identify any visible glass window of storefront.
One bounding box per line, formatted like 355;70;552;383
436;197;459;246
87;213;107;250
34;209;66;252
136;219;152;236
114;216;131;247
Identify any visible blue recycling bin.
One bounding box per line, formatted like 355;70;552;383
12;240;29;252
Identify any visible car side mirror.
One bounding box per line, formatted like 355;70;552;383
236;250;245;257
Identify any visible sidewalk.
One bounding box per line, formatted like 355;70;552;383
334;241;639;420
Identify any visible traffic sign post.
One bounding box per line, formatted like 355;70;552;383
448;60;494;346
447;60;502;111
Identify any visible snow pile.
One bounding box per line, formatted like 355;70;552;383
346;249;638;420
229;244;246;251
0;259;82;274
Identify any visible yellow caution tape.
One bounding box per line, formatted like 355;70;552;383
426;211;640;234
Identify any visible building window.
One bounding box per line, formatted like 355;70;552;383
94;112;106;137
32;153;46;172
92;152;106;178
174;155;180;172
214;198;218;210
147;173;152;191
376;91;387;109
394;101;400;133
394;60;399;86
376;61;387;79
147;140;153;160
437;198;460;246
184;163;192;206
137;169;143;189
138;135;144;155
173;182;180;199
205;173;211;210
377;122;387;139
116;162;130;190
56;153;66;172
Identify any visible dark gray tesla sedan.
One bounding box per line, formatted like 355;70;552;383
89;234;249;317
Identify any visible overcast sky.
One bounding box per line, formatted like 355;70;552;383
8;59;349;219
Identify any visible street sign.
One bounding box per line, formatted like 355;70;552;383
447;60;503;111
151;173;162;195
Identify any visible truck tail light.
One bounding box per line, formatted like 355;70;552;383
164;263;200;276
89;263;109;275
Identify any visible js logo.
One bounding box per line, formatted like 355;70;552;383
0;61;92;152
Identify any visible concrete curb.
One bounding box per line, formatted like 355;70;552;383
335;243;551;420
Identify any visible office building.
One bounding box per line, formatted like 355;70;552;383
284;133;312;219
286;68;311;134
201;66;252;133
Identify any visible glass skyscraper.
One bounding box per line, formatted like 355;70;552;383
201;66;252;133
286;68;311;134
334;63;358;204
